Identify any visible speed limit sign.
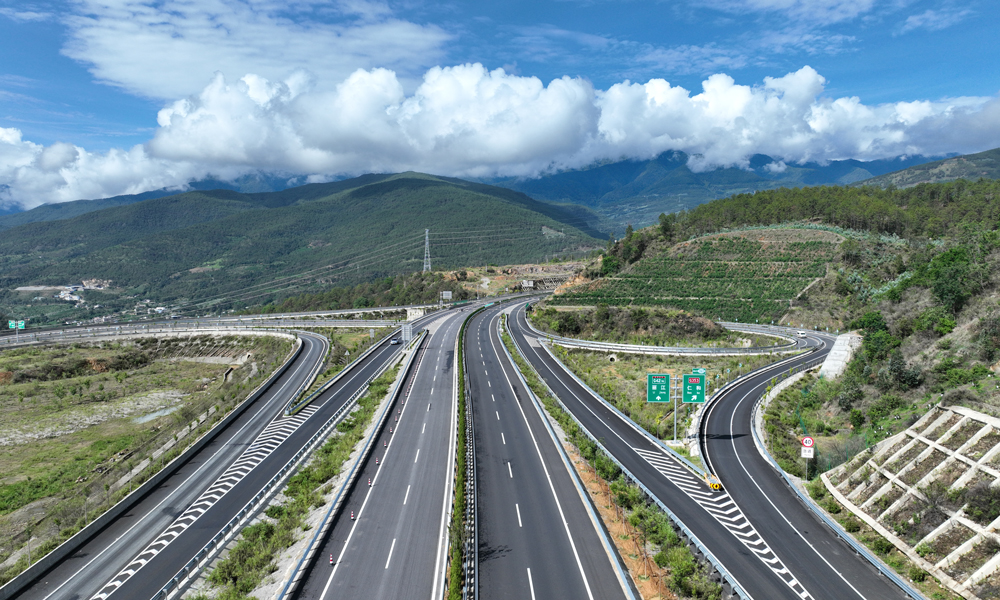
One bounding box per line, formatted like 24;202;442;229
802;436;815;448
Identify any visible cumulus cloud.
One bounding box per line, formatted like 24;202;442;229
61;0;452;99
3;64;1000;209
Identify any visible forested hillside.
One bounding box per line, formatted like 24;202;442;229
556;177;1000;486
0;173;604;323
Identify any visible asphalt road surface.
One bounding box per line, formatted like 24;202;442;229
506;302;909;600
294;307;467;600
701;330;909;600
470;303;632;600
14;330;403;600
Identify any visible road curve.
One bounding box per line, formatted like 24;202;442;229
701;330;909;600
12;331;398;600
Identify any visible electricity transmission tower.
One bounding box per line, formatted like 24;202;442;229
423;229;431;272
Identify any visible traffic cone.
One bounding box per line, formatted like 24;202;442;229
390;427;393;434
384;440;387;447
375;457;379;465
368;478;372;487
330;554;334;566
350;510;355;520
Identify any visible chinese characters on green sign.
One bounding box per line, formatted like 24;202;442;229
683;374;706;403
646;374;670;402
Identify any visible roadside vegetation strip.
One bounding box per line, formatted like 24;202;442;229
746;379;929;600
500;318;724;600
189;363;403;600
0;334;296;589
551;346;781;459
445;304;484;600
527;304;787;350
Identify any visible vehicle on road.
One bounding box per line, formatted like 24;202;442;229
796;330;807;337
390;338;401;345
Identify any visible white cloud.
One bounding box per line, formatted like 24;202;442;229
700;0;878;24
3;64;1000;209
61;0;452;100
900;7;972;33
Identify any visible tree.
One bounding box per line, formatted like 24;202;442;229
658;212;676;241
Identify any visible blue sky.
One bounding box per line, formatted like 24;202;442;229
1;0;998;207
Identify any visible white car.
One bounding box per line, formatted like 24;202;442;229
796;331;807;338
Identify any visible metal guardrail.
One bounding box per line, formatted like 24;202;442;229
510;330;750;599
456;304;486;600
521;311;799;355
153;331;420;600
747;372;926;600
0;333;307;600
273;330;426;600
284;327;401;416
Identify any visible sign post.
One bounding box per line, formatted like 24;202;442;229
646;374;671;440
801;436;815;459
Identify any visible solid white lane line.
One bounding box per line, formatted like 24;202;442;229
527;568;536;600
496;411;500;420
385;538;396;569
422;423;426;434
727;385;864;600
508;463;513;478
415;449;420;463
502;432;506;445
488;312;595;600
404;485;410;505
516;503;523;527
57;337;329;600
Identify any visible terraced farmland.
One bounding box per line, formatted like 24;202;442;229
552;229;841;322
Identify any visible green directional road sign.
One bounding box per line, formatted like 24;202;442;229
17;321;25;330
7;321;14;329
693;368;707;375
683;374;706;403
647;373;670;402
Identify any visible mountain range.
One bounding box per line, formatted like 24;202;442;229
857;147;1000;189
0;173;603;322
490;151;940;227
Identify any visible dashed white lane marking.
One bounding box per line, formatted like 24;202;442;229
496;411;500;420
488;380;491;388
414;449;420;463
404;485;411;505
422;422;426;434
527;568;536;600
501;432;506;445
508;462;513;479
516;503;523;527
491;394;495;402
428;403;431;411
91;406;320;600
385;538;397;569
633;447;813;600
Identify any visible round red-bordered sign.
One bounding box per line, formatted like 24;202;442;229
802;436;815;448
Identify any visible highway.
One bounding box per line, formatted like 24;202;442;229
700;330;909;600
469;304;633;600
506;302;910;600
12;329;403;600
293;307;467;600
